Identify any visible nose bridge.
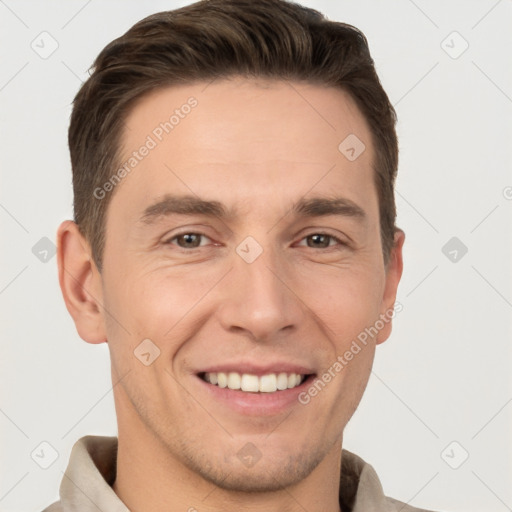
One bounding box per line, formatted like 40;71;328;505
219;237;300;341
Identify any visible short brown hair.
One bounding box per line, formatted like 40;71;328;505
69;0;398;272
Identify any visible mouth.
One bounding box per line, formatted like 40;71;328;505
198;371;314;393
193;363;317;416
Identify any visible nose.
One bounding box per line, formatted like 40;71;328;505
216;242;303;343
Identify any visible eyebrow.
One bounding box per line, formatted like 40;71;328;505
137;194;366;226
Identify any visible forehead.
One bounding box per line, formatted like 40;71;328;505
111;78;376;225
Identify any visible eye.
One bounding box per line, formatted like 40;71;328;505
163;232;346;251
297;233;346;249
164;232;211;249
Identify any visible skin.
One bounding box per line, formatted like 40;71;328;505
57;77;404;512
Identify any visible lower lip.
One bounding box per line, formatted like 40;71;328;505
194;374;315;416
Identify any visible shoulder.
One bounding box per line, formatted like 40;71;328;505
341;449;440;512
41;501;62;512
385;496;439;512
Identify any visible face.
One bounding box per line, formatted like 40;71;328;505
61;78;403;492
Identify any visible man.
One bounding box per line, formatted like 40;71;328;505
46;0;436;510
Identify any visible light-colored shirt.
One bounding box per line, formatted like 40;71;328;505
42;436;436;512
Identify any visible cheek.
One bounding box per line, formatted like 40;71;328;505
297;265;385;335
103;268;216;355
102;247;386;361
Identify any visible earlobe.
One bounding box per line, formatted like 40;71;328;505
57;220;107;344
376;228;405;345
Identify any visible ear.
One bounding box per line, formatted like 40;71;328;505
57;220;107;344
376;228;405;345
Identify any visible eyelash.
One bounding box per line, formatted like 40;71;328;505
164;231;347;251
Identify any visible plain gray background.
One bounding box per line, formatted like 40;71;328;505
1;1;511;511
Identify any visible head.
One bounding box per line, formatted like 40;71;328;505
58;0;404;495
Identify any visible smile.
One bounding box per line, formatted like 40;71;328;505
200;371;308;393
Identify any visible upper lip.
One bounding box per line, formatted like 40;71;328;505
196;361;315;376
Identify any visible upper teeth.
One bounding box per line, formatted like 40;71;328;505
203;372;305;393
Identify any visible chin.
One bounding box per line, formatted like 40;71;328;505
176;439;328;493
